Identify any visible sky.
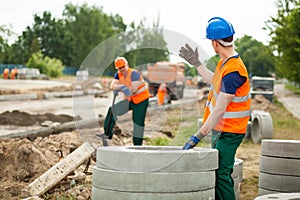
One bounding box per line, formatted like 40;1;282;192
0;0;278;58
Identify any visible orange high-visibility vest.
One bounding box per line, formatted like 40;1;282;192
203;56;251;134
3;68;9;79
10;69;16;79
157;83;167;105
118;68;151;104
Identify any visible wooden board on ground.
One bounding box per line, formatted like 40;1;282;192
25;142;95;196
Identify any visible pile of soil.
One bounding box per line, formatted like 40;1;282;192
0;132;84;199
0;110;75;126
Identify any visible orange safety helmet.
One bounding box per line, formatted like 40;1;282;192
114;57;128;69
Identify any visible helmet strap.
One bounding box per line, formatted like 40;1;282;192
217;39;233;47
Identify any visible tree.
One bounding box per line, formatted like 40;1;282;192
265;0;300;86
121;18;169;69
7;12;70;65
30;12;74;66
1;3;169;74
0;25;15;63
63;3;126;67
27;51;64;77
235;35;275;77
205;54;220;72
203;35;275;77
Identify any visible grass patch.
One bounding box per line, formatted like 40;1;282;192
272;98;300;140
168;119;198;146
240;176;259;200
145;137;170;146
285;83;300;94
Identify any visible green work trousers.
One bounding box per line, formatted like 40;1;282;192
104;98;149;145
211;130;244;200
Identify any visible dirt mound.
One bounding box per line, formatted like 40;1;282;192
0;110;75;126
251;94;277;113
0;132;83;199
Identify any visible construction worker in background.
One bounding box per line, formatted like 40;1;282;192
103;56;151;145
14;68;18;79
10;68;17;79
180;17;251;200
3;68;9;79
157;83;167;105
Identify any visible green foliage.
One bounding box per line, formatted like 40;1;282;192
184;63;198;77
145;137;170;146
168;118;198;146
0;25;14;63
235;35;275;77
1;3;169;72
27;51;64;77
205;54;219;72
265;0;300;86
122;19;169;68
272;96;300;140
63;3;123;67
285;83;300;94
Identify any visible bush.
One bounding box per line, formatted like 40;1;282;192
26;51;64;78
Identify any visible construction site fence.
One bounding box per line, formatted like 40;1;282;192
0;64;79;76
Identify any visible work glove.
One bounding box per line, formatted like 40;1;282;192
179;44;202;67
120;85;132;96
182;131;205;150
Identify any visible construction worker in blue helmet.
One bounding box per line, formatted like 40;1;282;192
180;17;251;200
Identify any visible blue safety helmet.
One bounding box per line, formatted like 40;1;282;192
206;17;235;40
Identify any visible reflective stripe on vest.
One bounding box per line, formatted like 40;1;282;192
118;68;150;104
135;80;148;95
212;89;251;103
203;56;251;134
206;102;251;118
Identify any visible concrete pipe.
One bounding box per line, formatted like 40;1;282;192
92;186;215;200
259;139;300;195
93;166;215;193
232;158;243;183
92;146;217;200
96;146;218;172
261;139;300;159
255;192;300;200
260;156;300;176
233;158;243;200
259;172;300;193
251;110;273;144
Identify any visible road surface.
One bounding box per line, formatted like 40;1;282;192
274;83;300;120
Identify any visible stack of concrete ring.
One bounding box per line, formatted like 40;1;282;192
255;193;300;200
233;158;243;200
258;139;300;196
92;146;218;200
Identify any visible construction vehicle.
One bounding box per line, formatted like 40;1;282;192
196;75;209;89
142;62;185;104
251;76;275;102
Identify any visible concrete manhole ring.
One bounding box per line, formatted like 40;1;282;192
96;146;218;172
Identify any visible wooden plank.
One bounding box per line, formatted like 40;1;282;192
25;142;95;196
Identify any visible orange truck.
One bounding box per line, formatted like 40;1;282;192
142;61;185;104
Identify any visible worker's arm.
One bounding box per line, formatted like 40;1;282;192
200;92;235;135
129;71;143;94
110;79;131;96
179;44;213;84
110;79;121;90
196;65;214;84
130;81;141;94
182;92;234;150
